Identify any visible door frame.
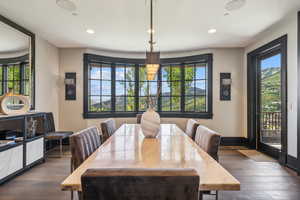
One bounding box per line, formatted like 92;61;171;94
297;11;300;175
247;35;288;164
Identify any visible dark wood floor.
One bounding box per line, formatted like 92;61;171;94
0;147;299;200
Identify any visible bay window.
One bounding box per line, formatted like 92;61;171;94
84;53;212;118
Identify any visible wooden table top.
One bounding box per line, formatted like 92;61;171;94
61;124;240;191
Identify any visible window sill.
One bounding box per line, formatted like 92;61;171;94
83;112;213;119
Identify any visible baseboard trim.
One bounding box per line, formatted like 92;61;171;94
286;155;299;173
220;137;248;146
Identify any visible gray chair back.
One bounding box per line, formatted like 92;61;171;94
136;114;143;124
100;118;117;142
185;119;200;140
70;126;101;170
81;168;199;200
45;112;56;133
195;125;221;161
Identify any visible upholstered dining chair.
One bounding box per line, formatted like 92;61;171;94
100;118;117;142
81;168;200;200
195;125;221;161
70;126;102;171
194;125;221;200
70;126;102;200
185;119;200;140
136;114;143;124
44;112;73;157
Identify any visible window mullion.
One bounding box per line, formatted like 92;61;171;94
158;66;162;112
111;63;116;112
135;64;139;113
181;63;185;112
20;63;25;94
124;66;126;112
3;65;8;93
194;64;196;111
170;66;172;111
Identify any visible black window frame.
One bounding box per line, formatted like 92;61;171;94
0;55;30;96
83;53;213;119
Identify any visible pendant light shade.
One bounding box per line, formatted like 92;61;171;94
145;0;160;81
146;51;160;80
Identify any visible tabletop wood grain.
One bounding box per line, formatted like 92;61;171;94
61;124;240;191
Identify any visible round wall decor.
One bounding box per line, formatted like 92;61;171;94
0;93;30;115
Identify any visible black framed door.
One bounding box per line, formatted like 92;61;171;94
248;35;287;164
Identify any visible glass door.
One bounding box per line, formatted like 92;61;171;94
258;52;282;157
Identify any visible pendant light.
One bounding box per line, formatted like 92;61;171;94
146;0;160;81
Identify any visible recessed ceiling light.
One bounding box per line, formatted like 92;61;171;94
208;29;217;34
225;0;246;12
56;0;77;12
86;29;95;34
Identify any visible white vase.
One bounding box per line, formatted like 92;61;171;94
141;108;161;138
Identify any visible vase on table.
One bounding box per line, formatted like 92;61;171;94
141;107;160;138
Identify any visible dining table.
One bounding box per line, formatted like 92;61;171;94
61;123;240;192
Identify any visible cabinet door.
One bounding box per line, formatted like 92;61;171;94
0;145;23;180
26;138;44;166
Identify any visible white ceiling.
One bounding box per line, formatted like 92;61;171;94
0;0;299;53
0;21;29;53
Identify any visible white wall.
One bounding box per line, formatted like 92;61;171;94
58;48;244;138
0;49;29;59
35;36;60;127
242;12;298;157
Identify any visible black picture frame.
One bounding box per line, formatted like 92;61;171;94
220;73;231;101
65;72;76;100
0;14;35;109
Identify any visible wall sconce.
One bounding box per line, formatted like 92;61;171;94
65;72;76;100
220;73;232;101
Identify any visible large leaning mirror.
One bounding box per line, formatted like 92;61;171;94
0;14;35;109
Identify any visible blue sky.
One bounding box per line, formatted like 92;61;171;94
261;54;281;70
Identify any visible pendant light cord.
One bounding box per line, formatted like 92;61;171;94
149;0;154;52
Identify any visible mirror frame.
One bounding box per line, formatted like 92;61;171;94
0;14;35;109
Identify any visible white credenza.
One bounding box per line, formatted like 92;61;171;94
0;113;46;184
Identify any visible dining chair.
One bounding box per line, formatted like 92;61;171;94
100;118;117;142
70;126;102;170
44;112;73;157
70;126;102;200
195;125;221;200
81;168;200;200
136;114;143;124
185;119;200;140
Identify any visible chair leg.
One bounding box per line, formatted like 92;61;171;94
216;191;218;200
60;138;63;158
78;191;83;200
199;191;203;200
